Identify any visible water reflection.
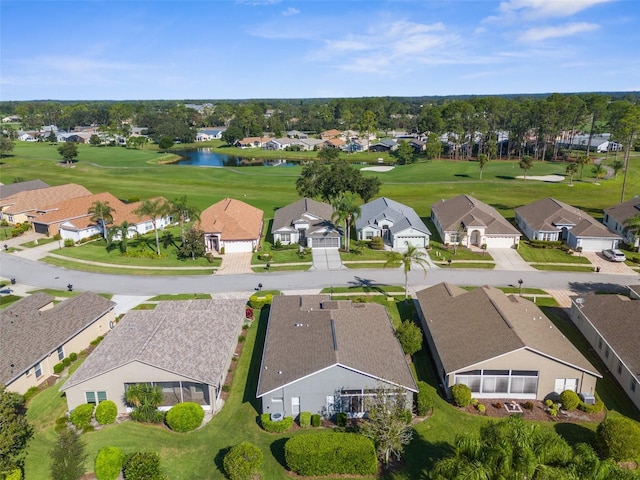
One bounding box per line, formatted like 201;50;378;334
173;149;298;167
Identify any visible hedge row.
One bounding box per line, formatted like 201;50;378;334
248;294;273;310
285;432;377;476
260;413;293;433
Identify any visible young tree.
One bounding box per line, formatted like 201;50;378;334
395;320;423;356
124;384;164;423
384;243;429;300
317;147;340;163
49;429;86;480
519;154;533;181
576;152;590;180
88;201;115;242
110;220;131;253
592;163;606;182
331;193;360;252
0;386;34;476
611;159;624;179
89;134;101;146
0;136;14;158
47;130;58;144
424;132;442;160
565;162;578;186
57;142;79;164
168;195;200;243
477;153;489;179
179;227;205;260
359;388;413;465
134;198;169;256
395;141;415;165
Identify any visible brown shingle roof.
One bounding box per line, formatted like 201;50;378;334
1;184;92;215
62;299;246;390
30;192;122;226
257;295;417;397
415;283;599;376
431;195;520;236
0;292;115;386
199;198;263;241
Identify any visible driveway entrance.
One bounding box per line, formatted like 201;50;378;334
311;249;344;270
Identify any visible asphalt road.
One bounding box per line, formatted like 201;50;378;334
1;253;637;296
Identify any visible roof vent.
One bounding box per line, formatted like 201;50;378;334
295;323;304;327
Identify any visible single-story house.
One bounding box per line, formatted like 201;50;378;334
299;138;324;151
369;139;398;152
415;283;601;400
263;137;302;151
569;290;639;412
61;299;247;413
557;134;623;153
18;132;38;142
346;139;368;153
1;292;116;395
234;136;271;148
196;128;225;141
431;195;521;249
0;179;49;200
356;197;431;249
0;183;92;225
323;138;346;150
200;198;263;253
603;196;640;249
256;295;417;419
515;197;621;251
320;129;342;140
272;198;341;249
287;130;308;139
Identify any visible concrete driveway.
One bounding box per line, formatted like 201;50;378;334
490;247;534;271
311;248;345;270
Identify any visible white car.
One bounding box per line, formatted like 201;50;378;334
602;249;626;262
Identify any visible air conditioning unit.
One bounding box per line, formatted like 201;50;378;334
579;393;596;405
270;412;284;422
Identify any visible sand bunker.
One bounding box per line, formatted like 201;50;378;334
515;174;565;182
360;166;395;172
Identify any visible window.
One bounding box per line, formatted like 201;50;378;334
455;370;538;396
632;379;637;393
618;361;623;375
85;391;107;405
598;338;603;350
57;346;64;361
34;362;42;379
279;234;290;242
555;378;578;394
605;347;610;358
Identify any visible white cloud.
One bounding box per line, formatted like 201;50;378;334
518;22;599;42
282;7;299;16
497;0;613;19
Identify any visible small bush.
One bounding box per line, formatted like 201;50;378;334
62;357;72;367
336;412;348;427
477;404;486;414
596;417;640;461
285;432;377;476
396;320;423;356
398;408;413;424
223;442;263;480
370;236;384;250
64;238;75;247
53;362;65;374
470;398;478;407
299;411;311;428
94;446;125;480
260;413;294;433
451;384;472;407
55;416;68;432
95;400;118;425
123;452;164;480
221;384;230;393
5;470;22;480
415;381;433;416
23;386;40;403
544;399;554;408
237;335;246;343
548;403;559;417
493;402;504;409
69;403;94;430
578;393;605;414
90;336;104;346
559;390;580;411
311;414;321;427
165;402;204;432
523;401;535;411
69;352;78;361
248;293;274;310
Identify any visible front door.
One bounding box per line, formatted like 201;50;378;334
291;396;300;416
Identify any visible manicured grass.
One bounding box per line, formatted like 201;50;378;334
344;262;388;269
20;236;58;248
251;264;310;272
252;247;311;265
42;256;213;276
320;285;405;294
499;287;547;295
131;303;157;310
0;294;22;307
429;244;494;261
437;262;495;269
28;288;81;298
532;264;596;272
516;242;591;264
340;248;390;262
148;293;212;301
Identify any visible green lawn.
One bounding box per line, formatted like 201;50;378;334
320;285;405;294
147;293;212;301
532;264;596;272
0;294;22;308
42;256;213;276
429;244;494;261
517;242;591;264
438;262;495;269
252;264;311;273
20;236;58;248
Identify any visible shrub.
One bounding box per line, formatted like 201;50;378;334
55;416;69;432
493;402;504;409
415;381;433;416
336;412;348;427
237;335;246;343
23;386;40;403
260;413;293;433
548;403;559;417
559;390;580;411
285;432;377;476
544;399;554;408
64;238;74;247
69;403;94;430
95;400;118;425
94;446;125;480
470;398;478;407
165;402;204;432
299;411;311;428
596;417;640;461
396;320;423;356
223;442;263;480
451;384;472;407
69;352;78;361
369;236;384;250
248;293;274;309
578;393;605;414
123;452;164;480
523;401;535;411
62;357;72;367
311;414;321;427
53;362;65;374
90;336;104;346
5;469;22;480
477;404;486;414
398;408;413;424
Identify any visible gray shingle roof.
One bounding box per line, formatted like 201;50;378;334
62;299;246;390
256;295;417;396
604;196;640;225
415;284;600;376
1;292;116;385
0;180;49;200
356;197;430;236
272;198;339;237
573;294;640;377
431;195;520;236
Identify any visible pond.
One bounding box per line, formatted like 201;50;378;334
173;149;298;167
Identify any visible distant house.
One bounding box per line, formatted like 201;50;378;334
61;299;246;413
0;183;92;225
272;198;341;249
0;179;49;200
196;128;225;141
18;133;38;142
263;137;301;150
1;292;116;395
356;197;431;249
200;198;263;253
323;138;346;150
431;194;521;249
415;283;600;400
603;196;640;249
368;139;398;152
256;295;417;419
287;130;308;139
320;129;342;140
299;138;324;151
515;197;621;251
235;136;270;148
569;291;639;411
346;139;367;153
557;134;622;153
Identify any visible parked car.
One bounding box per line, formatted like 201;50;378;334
602;249;626;262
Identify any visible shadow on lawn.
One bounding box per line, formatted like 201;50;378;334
554;423;596;447
212;446;231;477
242;306;269;413
270;438;289;469
347;276;395;295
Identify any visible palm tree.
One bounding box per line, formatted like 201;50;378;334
134;198;169;256
88;200;115;242
384;243;429;300
110;220;131;253
124;383;163;423
575;153;590;180
592;163;606;182
169;195;200;243
625;213;640;252
611;159;624;179
565;162;578;186
331;193;360;252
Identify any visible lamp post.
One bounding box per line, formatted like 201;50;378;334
518;278;523;297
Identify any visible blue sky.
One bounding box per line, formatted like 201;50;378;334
1;0;638;100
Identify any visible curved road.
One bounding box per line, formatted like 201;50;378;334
1;253;636;296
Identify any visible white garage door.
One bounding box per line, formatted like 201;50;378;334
395;236;426;249
311;237;340;248
224;240;254;253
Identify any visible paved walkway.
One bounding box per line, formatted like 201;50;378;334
583;251;636;275
490;247;535;271
217;252;253;275
546;289;575;308
310;248;345;270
